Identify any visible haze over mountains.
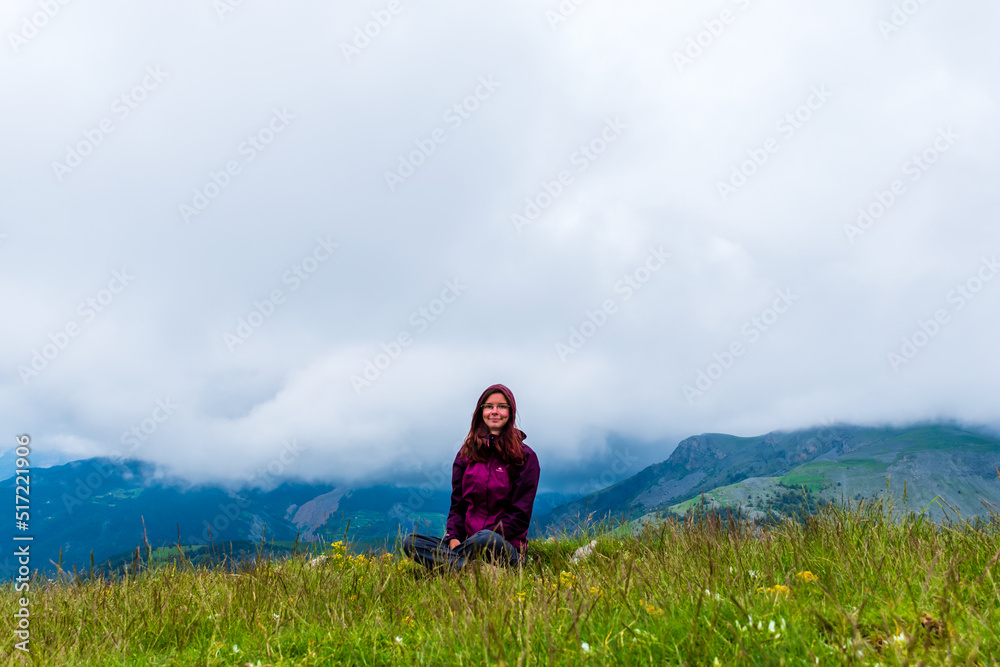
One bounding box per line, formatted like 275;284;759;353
4;421;998;577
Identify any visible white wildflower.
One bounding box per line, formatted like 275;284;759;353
395;636;403;644
232;644;240;653
581;642;591;654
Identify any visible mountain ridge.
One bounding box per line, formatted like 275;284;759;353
534;422;1000;532
6;421;998;577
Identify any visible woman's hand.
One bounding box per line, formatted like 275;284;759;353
448;538;461;550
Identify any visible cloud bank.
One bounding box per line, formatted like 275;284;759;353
2;0;998;491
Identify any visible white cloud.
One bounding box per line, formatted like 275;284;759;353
1;0;998;488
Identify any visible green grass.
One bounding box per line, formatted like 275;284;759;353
3;497;1000;666
779;458;881;488
832;458;887;473
668;482;758;513
875;426;1000;453
779;463;833;492
780;459;890;493
671;493;722;513
671;496;698;513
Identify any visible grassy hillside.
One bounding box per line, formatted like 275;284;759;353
653;426;1000;526
540;423;1000;532
5;497;998;665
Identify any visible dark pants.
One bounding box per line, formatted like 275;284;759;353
402;530;522;571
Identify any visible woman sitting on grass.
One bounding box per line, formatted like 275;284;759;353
402;383;540;571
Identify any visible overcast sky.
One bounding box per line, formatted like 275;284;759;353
2;0;998;493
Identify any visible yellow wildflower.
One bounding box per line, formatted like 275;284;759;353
795;571;819;584
757;584;790;595
640;599;663;615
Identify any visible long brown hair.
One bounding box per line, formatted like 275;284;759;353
459;384;527;465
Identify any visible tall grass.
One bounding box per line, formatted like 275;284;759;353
3;495;999;666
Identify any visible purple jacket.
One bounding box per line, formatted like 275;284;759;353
444;438;540;551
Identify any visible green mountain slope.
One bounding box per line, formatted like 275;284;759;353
537;423;1000;531
0;458;576;577
0;458;452;577
666;425;1000;521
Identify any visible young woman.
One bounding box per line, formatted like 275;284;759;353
402;383;540;571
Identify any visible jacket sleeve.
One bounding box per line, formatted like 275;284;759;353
444;454;469;542
498;447;540;540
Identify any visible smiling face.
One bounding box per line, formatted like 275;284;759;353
481;391;511;435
